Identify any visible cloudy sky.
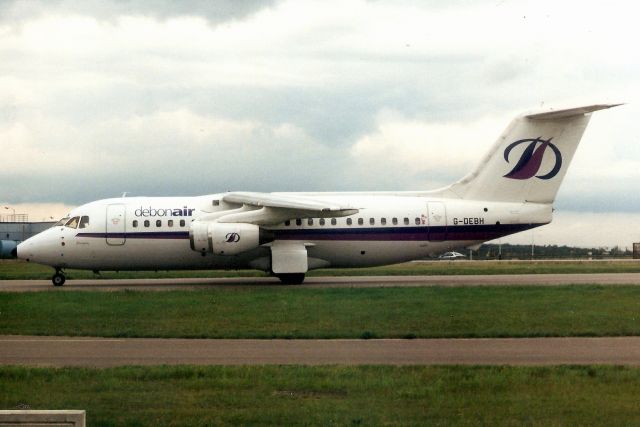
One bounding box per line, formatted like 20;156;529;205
1;0;638;247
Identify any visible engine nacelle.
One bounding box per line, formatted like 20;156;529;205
190;222;269;256
210;222;260;255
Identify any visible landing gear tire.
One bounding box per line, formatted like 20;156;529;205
52;271;66;287
276;273;306;285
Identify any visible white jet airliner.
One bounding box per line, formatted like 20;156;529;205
17;104;619;285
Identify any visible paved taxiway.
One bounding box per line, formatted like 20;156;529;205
2;336;640;366
2;272;640;292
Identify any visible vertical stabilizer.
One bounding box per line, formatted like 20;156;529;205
441;104;620;203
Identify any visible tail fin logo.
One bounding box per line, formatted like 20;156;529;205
503;137;562;180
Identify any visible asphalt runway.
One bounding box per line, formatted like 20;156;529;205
2;272;640;292
2;336;640;366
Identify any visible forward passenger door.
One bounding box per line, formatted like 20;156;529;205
106;204;126;246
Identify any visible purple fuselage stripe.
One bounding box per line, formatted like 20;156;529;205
76;223;542;242
77;232;189;240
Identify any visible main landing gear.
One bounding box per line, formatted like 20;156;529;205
52;269;66;286
276;273;306;285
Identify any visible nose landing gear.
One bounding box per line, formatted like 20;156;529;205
52;269;66;286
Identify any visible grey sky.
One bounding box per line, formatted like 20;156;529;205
1;0;638;246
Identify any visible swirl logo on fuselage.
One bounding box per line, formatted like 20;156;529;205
503;137;562;180
225;233;240;243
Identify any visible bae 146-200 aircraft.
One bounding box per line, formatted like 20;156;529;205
16;104;619;285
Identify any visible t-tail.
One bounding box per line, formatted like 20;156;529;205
437;104;621;203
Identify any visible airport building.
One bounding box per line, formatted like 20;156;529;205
0;215;55;258
0;221;54;242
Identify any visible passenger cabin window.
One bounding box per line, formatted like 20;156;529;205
404;218;409;225
285;220;291;226
415;217;420;225
65;217;80;229
369;218;375;225
180;219;185;227
347;218;353;226
133;220;138;228
358;218;364;226
156;220;162;227
308;218;314;226
392;218;398;225
168;220;174;227
296;219;302;226
319;218;325;226
331;218;337;225
144;220;150;227
381;218;386;225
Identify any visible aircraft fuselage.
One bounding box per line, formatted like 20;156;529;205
19;194;550;272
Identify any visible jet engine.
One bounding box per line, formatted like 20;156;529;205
189;222;273;255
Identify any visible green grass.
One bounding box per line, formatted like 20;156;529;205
4;259;640;280
3;286;640;338
2;365;640;426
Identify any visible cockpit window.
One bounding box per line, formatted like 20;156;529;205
55;217;70;227
65;216;80;229
79;216;90;229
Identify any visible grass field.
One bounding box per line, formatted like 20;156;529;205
4;260;640;424
2;285;640;338
2;365;640;426
3;258;640;280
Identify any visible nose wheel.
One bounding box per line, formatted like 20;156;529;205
52;270;66;286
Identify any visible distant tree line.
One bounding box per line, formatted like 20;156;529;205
461;244;633;260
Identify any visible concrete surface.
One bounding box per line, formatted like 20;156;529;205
0;410;85;426
2;273;640;292
2;336;640;366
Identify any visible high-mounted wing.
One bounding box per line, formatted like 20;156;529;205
223;191;354;213
198;191;358;226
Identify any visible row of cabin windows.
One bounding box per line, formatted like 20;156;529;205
284;217;422;227
132;219;187;228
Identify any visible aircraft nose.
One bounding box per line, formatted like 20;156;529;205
16;239;40;262
16;240;29;261
16;231;61;266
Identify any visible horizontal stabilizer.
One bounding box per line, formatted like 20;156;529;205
526;104;623;120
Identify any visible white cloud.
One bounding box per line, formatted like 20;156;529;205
1;0;639;246
350;109;508;188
